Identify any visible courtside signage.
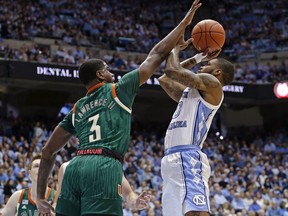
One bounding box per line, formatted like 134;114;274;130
0;60;282;100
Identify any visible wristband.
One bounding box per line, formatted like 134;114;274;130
193;53;207;64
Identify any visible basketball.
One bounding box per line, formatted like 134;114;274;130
191;19;225;52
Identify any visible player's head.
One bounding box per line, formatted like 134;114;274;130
214;58;235;86
28;154;42;182
199;58;234;86
79;59;114;86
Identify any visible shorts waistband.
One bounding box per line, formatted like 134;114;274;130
76;148;124;164
164;145;201;156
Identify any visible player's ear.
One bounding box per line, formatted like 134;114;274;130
96;70;104;81
212;69;222;76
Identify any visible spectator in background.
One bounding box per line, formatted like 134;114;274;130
214;183;229;208
266;201;281;216
231;192;246;213
248;196;262;213
264;139;276;153
3;179;16;202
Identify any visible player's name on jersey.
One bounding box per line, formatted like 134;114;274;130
76;98;111;119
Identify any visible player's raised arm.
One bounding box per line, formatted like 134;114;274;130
158;74;186;102
138;0;202;85
165;45;221;93
158;37;221;102
180;48;221;70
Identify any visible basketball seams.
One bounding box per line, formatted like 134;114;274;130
209;23;223;48
192;32;225;35
195;25;202;51
204;20;208;52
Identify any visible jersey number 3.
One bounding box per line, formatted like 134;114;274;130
88;114;101;142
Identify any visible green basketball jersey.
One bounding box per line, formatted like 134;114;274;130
17;188;55;216
59;69;140;155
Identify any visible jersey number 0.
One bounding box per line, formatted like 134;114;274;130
88;114;101;142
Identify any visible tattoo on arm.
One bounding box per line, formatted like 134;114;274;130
159;76;184;102
166;69;220;91
181;57;196;69
201;76;220;88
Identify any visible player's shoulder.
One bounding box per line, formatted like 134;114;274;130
60;161;70;169
9;189;24;202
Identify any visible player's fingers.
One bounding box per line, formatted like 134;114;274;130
185;38;193;46
143;194;152;202
209;48;221;57
191;0;202;11
138;191;147;199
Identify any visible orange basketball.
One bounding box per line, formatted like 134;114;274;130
191;19;225;52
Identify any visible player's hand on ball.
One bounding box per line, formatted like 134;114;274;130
135;191;152;210
203;48;221;60
177;35;193;51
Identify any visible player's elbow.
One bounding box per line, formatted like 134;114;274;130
41;144;56;160
164;68;175;78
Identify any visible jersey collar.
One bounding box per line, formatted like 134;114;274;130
87;83;104;94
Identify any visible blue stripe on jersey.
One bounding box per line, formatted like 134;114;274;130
192;100;213;147
164;145;201;156
197;151;209;210
181;151;209;212
180;153;187;205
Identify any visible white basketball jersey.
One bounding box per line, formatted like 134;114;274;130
164;87;223;150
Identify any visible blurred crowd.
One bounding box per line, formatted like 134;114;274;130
209;0;288;59
0;0;288;83
0;116;287;216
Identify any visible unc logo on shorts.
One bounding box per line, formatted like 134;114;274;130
192;194;206;206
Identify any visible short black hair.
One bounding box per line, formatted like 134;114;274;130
216;58;235;86
79;59;105;85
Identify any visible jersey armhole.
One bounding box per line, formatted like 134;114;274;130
112;84;132;114
45;188;51;200
72;102;77;127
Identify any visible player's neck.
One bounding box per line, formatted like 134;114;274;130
86;80;102;91
30;182;38;201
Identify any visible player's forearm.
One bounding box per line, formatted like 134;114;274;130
159;74;184;102
152;0;201;59
125;192;138;209
180;57;197;70
165;50;202;89
150;21;190;62
37;151;56;199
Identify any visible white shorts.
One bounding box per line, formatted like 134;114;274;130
161;145;211;216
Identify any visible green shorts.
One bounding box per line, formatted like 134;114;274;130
56;155;123;216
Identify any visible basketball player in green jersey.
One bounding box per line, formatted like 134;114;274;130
2;155;56;216
37;1;202;215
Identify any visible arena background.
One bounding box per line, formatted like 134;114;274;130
0;59;287;127
0;0;288;215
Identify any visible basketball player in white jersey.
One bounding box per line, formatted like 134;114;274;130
55;161;151;211
158;40;234;216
